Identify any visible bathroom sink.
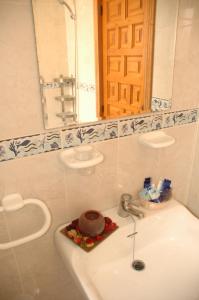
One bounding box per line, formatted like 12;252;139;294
55;200;199;300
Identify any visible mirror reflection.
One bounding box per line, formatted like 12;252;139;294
32;0;178;129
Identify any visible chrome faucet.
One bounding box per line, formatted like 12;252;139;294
118;194;144;219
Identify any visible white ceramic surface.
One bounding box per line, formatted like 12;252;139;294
60;148;104;169
55;200;199;300
139;131;175;148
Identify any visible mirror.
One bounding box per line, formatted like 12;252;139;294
32;0;178;129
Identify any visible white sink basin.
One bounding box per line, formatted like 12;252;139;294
55;200;199;300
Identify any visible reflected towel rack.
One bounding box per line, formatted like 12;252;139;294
0;194;51;250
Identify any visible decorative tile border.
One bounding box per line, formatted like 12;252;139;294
62;121;118;148
77;82;96;93
41;131;61;152
119;109;199;137
0;132;61;163
151;97;172;112
162;112;175;128
0;109;198;163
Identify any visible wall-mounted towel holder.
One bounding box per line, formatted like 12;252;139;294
0;193;51;250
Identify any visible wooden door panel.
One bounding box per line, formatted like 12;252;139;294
126;0;143;18
108;104;125;117
132;85;142;103
125;56;142;78
134;24;144;47
119;83;131;104
102;0;155;118
107;28;118;49
108;56;123;75
107;81;118;101
107;0;125;23
119;25;132;49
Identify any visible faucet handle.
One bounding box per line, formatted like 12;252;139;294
121;193;133;204
121;193;141;208
118;193;144;218
118;193;132;218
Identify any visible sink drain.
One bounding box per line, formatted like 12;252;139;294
132;260;145;271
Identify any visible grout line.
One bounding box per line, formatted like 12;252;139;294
184;122;199;205
2;212;25;295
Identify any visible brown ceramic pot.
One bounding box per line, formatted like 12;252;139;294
78;210;105;237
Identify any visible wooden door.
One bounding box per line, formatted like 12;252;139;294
102;0;155;118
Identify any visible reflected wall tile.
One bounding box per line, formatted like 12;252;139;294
151;98;172;112
178;0;199;24
172;12;199;110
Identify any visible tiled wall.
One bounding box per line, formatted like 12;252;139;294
0;121;198;300
180;0;199;217
0;0;199;300
172;0;199;111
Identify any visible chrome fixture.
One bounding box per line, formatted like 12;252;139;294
118;194;144;219
132;260;145;271
54;75;77;124
57;0;76;20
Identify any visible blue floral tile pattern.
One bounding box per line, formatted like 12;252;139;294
104;121;118;140
151;115;163;130
187;109;198;123
119;118;135;137
151;97;172;112
0;140;15;162
9;135;44;158
0;135;44;162
119;115;153;137
162;112;175;128
62;127;81;148
0;108;198;163
75;124;106;144
134;116;152;133
62;121;118;148
174;110;190;125
41;131;61;152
